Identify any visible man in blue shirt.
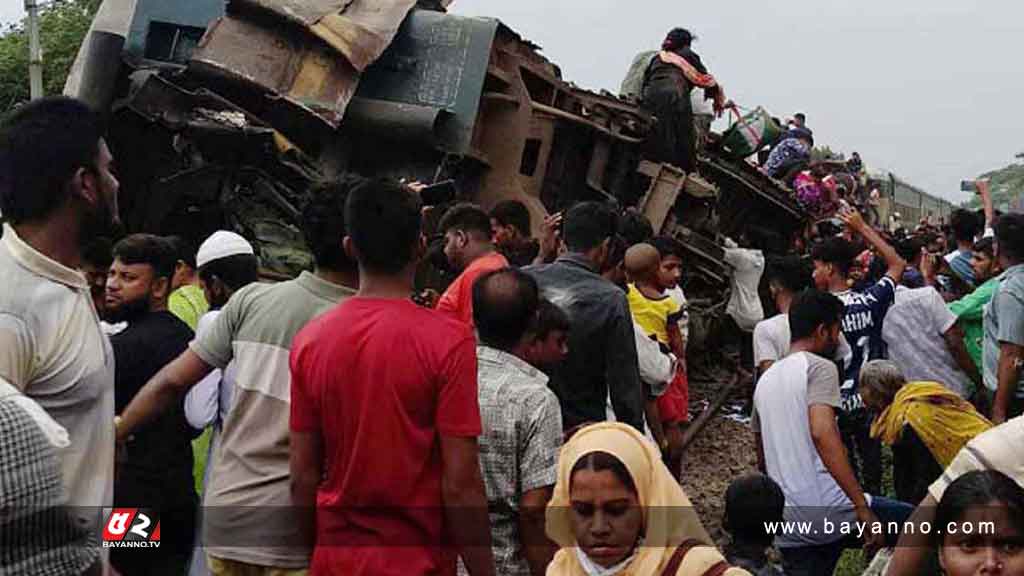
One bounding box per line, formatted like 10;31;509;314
811;206;906;494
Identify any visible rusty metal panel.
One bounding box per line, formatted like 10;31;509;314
684;174;718;199
233;0;417;72
636;160;685;232
190;15;360;128
233;0;353;26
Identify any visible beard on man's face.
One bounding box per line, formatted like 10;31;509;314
103;293;151;324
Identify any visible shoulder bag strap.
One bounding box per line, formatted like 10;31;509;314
660;540;735;576
660;539;701;576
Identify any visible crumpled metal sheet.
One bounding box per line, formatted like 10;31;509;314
190;14;361;130
121;71;268;130
232;0;418;72
235;0;354;26
189;0;420;132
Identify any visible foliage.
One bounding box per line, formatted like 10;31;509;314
0;0;101;112
965;160;1024;211
811;145;845;163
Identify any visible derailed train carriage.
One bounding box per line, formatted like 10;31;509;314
870;172;955;229
67;0;808;354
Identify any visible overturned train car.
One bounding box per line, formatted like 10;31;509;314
68;0;807;352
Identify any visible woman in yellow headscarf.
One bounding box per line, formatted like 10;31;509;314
860;360;992;504
545;422;749;576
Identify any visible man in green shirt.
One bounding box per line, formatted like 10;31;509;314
167;236;209;331
948;237;1001;400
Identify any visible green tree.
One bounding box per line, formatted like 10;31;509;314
0;0;101;112
965;158;1024;210
811;145;845;163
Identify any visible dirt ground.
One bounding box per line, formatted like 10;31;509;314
678;376;875;575
679;374;759;545
680;414;757;544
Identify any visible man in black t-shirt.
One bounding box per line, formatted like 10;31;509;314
106;234;196;576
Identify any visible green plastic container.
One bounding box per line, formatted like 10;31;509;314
720;107;783;159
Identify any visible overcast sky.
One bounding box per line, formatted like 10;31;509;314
5;1;1020;202
1;4;23;29
451;0;1021;204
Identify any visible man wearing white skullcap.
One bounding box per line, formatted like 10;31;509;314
185;230;260;576
194;230;258;309
118;175;364;575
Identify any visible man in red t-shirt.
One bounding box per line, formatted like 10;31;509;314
436;203;509;325
289;178;495;576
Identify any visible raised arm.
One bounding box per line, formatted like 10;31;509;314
840;205;906;282
532;212;563;266
979;179;995;233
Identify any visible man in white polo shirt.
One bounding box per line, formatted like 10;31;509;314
0;97;121;561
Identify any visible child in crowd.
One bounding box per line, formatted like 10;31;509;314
527;299;571;370
647;237;693;471
650;235;690;352
623;243;688;479
723;474;787;576
624;243;686;362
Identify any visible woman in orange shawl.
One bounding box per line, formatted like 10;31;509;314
640;28;726;173
859;360;992;504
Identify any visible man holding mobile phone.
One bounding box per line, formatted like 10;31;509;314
435;203;510;327
947;180;995;290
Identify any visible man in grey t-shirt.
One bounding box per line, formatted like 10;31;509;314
753;290;912;576
984;213;1024;423
116;177;362;573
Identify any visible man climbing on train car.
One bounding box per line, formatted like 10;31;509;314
639;28;727;173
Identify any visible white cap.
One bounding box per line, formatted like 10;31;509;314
196;231;255;269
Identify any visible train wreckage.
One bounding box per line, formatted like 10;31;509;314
67;0;810;354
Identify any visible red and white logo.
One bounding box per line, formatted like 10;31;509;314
102;508;161;548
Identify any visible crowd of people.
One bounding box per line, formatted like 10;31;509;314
2;88;1024;576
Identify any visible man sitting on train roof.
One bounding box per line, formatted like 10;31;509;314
763;128;813;184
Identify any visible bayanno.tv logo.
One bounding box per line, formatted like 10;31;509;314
102;508;161;548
